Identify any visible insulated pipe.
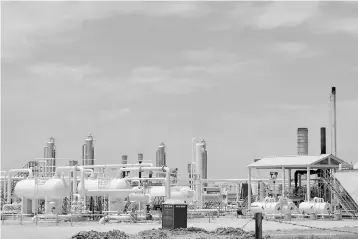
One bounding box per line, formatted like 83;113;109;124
307;167;311;201
119;166;171;199
82;163;153;169
124;177;166;181
248;168;252;210
1;171;6;205
294;169;323;188
55;166;86;195
7;169;33;203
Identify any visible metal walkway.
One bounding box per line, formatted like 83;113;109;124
321;175;358;218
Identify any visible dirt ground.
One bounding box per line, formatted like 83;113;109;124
1;217;358;239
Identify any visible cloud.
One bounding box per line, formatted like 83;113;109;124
99;108;130;121
269;41;320;60
27;63;98;83
131;66;171;84
208;2;321;31
252;2;320;29
268;103;314;111
2;2;209;59
312;17;358;36
183;48;238;63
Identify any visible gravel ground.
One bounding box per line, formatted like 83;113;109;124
70;227;272;239
2;217;358;239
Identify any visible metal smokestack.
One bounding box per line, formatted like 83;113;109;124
330;87;337;156
320;127;326;154
122;155;128;165
297;128;308;155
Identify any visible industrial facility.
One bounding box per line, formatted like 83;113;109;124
0;86;357;228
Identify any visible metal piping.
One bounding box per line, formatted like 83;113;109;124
82;163;153;169
119;166;171;200
7;169;33;203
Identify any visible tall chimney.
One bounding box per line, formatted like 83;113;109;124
320;127;326;154
330;87;337;156
297;128;308;155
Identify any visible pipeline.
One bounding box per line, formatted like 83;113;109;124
294;169;323;188
7;169;33;203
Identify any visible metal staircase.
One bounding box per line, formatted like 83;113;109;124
321;175;358;218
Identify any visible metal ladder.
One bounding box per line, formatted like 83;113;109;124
321;175;358;218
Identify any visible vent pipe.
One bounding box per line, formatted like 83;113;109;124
138;154;143;179
121;155;128;178
330;87;337;156
297;128;308;155
320;127;326;154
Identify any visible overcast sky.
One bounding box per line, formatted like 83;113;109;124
2;2;358;178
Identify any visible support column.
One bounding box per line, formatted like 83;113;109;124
282;167;286;197
307;167;311;201
288;169;291;193
248;168;252;210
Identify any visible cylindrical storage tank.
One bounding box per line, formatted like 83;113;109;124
46;137;56;174
85;134;94;165
299;202;314;214
14;178;46;199
156;143;166;167
107;178;132;199
282;202;296;212
148;186;194;201
265;202;281;214
314;202;332;214
129;193;150;202
42;177;69;199
251;202;265;213
297;128;308;155
196;140;207;180
78;178;99;196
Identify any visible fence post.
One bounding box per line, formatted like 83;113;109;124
255;213;262;239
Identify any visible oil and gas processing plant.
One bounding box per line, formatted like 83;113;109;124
1;87;357;228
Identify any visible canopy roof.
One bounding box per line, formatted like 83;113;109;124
247;154;349;169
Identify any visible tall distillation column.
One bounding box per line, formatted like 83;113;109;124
82;133;94;167
156;142;166;178
195;139;207;208
44;137;56;176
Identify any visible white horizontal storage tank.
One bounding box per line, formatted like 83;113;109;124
299;197;331;214
148;186;194;202
14;178;47;199
265;202;281;214
299;202;314;214
107;178;132;199
78;178;99;196
42;177;69;199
